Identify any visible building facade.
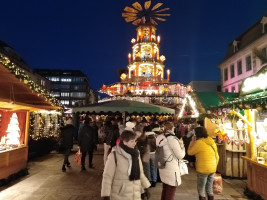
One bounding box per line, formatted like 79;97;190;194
218;14;267;93
187;81;221;92
34;69;96;107
0;40;50;92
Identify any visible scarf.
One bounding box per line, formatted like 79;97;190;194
119;142;140;181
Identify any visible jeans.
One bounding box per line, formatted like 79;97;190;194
161;183;176;200
81;150;94;167
143;153;157;182
63;148;71;165
197;172;214;197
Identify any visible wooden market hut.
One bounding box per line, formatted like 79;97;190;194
0;54;60;180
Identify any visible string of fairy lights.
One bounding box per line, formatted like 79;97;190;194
0;53;63;108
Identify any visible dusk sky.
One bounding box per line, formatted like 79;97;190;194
1;0;267;91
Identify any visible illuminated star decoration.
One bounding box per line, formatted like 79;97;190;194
122;1;170;26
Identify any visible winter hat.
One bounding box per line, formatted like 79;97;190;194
152;127;161;132
125;121;135;131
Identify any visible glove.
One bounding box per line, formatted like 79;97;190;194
102;197;110;200
145;188;150;199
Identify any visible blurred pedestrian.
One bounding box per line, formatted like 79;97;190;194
101;130;150;200
60;117;76;172
78;118;97;170
188;126;219;200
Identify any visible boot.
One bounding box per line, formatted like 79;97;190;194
208;196;214;200
62;165;66;172
199;196;206;200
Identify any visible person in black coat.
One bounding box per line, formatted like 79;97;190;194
61;117;76;172
78;118;97;170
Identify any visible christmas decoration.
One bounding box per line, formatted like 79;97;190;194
6;113;21;147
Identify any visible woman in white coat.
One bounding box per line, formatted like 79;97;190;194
101;130;151;200
156;122;186;200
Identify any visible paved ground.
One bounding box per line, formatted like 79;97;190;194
0;145;250;200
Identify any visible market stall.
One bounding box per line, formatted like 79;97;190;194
202;66;267;199
0;54;60;180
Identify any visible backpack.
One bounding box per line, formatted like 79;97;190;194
154;133;173;169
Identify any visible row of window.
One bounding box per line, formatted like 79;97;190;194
60;100;86;106
51;84;87;90
52;92;86;98
224;55;252;81
47;77;85;82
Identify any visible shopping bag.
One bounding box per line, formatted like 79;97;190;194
213;173;223;194
74;149;82;166
179;159;189;176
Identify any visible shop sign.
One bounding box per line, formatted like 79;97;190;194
240;70;267;95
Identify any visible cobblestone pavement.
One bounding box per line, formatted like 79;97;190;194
0;145;250;200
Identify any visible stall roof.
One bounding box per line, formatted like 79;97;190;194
194;92;239;109
0;63;59;111
72;100;175;115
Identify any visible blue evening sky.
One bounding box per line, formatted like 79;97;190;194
1;0;267;90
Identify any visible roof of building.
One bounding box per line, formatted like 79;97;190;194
34;69;88;77
220;14;267;63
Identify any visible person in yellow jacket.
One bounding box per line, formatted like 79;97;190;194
188;126;219;200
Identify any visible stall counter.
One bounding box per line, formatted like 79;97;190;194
242;156;267;200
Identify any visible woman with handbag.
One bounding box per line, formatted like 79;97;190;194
188;126;219;200
156;122;186;200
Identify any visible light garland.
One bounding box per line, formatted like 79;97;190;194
0;53;63;109
178;93;199;118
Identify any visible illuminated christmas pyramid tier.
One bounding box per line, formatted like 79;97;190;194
99;1;191;108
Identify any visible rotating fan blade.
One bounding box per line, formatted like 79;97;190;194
154;17;166;21
124;6;139;13
151;3;163;11
132;18;142;25
144;1;151;10
150;18;158;25
122;13;137;17
155;8;170;13
155;13;171;17
132;2;143;11
125;17;138;22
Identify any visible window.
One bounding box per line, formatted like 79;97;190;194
237;60;242;75
48;77;59;82
60;100;69;105
61;77;72;82
73;78;84;82
231;86;235;93
61;92;69;97
72;85;86;91
246;56;252;71
51;84;60;89
70;92;86;98
61;84;70;89
224;68;228;81
52;92;60;97
230;64;235;78
40;79;46;86
262;47;267;64
225;88;228;92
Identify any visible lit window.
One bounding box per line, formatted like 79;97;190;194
52;92;60;97
61;77;72;82
48;77;60;82
60;100;69;105
61;92;69;97
231;86;235;93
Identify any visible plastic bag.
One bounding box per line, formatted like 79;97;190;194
179;159;189;176
213;173;223;194
74;149;82;166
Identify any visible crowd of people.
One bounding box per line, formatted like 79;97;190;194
60;116;219;200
